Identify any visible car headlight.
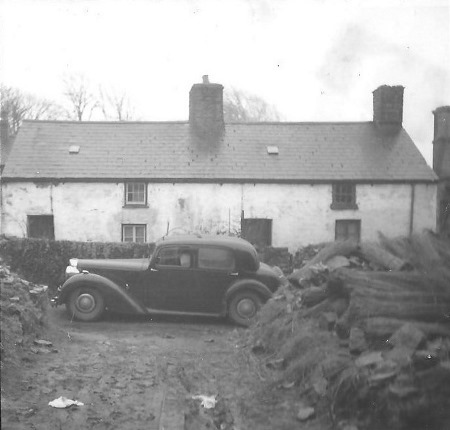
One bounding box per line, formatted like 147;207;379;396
66;265;80;275
66;258;80;275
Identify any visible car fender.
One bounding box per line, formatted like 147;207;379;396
58;273;146;315
222;279;272;314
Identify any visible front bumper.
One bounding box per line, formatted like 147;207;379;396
51;286;63;307
50;296;60;307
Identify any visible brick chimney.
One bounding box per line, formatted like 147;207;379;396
373;85;404;133
189;75;224;137
432;106;450;179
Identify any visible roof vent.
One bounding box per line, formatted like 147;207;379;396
267;145;279;155
69;145;80;154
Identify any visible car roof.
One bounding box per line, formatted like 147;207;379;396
155;235;256;252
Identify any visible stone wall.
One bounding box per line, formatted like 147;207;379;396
1;181;437;252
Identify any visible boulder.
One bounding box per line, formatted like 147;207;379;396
383;346;415;367
302;286;328;307
360;241;410;271
326;255;351;271
319;312;337;331
296;405;315;421
355;351;384;368
388;323;425;351
349;327;367;354
388;374;418;398
312;376;328;396
368;370;397;385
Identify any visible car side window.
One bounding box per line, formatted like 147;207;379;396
198;247;235;271
179;252;191;268
156;247;191;267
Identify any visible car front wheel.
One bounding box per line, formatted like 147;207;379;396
66;287;105;322
228;291;262;327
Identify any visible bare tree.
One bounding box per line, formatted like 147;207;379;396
63;74;98;121
223;88;281;122
98;86;136;121
0;84;64;136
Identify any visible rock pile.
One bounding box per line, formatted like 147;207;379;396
287;232;450;339
250;232;450;429
0;262;50;370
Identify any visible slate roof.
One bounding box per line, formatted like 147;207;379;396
2;120;437;182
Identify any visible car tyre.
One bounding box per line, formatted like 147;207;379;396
66;286;105;322
228;290;262;327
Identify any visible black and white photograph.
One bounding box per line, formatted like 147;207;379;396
1;0;449;428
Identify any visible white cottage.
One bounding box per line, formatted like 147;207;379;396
0;78;438;251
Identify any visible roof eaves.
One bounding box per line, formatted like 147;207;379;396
21;119;190;125
1;176;439;184
224;121;374;126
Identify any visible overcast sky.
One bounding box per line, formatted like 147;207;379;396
1;0;449;166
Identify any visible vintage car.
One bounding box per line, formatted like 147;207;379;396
51;235;284;326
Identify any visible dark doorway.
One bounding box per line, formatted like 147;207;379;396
28;215;55;240
241;218;272;248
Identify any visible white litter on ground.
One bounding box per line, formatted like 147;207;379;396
48;396;84;408
191;394;217;409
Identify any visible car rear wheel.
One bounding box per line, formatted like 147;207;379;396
228;291;262;327
66;287;105;322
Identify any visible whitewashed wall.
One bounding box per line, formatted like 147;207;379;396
1;181;437;251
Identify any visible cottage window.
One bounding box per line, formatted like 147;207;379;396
122;224;146;243
335;220;361;242
28;215;55;240
331;183;357;210
125;182;147;205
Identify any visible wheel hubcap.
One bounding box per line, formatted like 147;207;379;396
76;293;96;313
237;298;256;318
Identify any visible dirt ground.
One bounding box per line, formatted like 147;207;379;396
1;307;311;430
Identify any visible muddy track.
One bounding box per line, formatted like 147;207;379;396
1;308;245;430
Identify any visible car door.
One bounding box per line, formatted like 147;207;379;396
141;245;197;312
190;246;238;314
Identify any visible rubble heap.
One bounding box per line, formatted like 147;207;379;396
250;232;450;430
0;262;50;373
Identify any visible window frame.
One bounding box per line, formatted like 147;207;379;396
124;182;147;207
27;215;55;240
331;183;358;210
197;246;236;272
122;224;147;243
335;219;361;242
154;246;193;268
